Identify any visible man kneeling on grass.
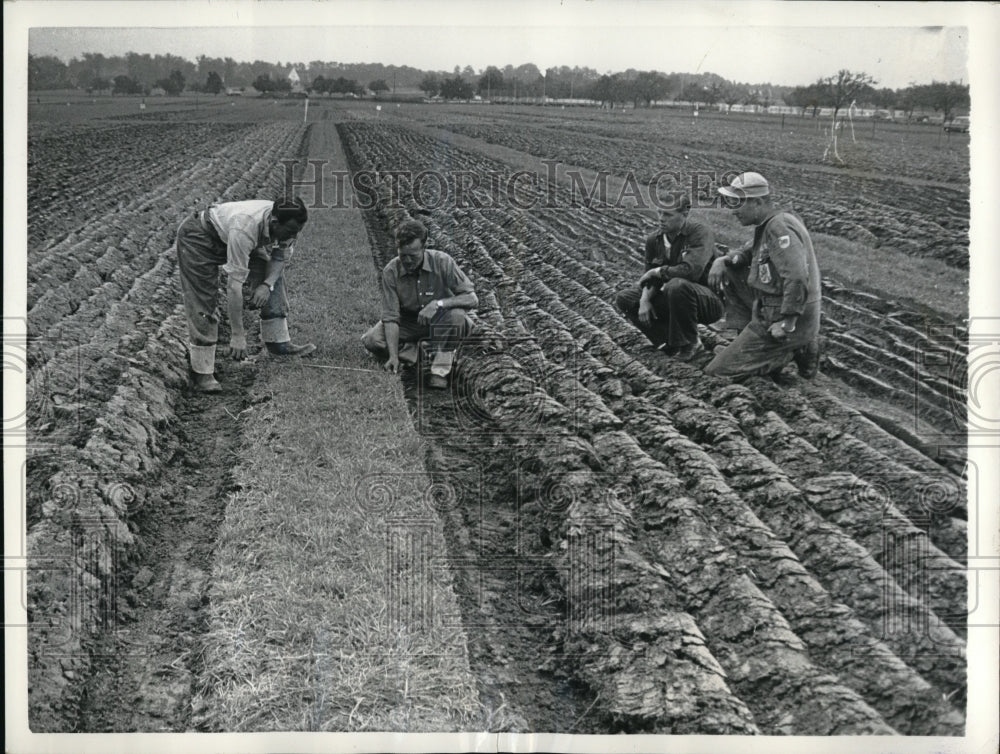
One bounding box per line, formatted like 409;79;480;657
614;189;724;361
176;197;316;393
362;220;478;389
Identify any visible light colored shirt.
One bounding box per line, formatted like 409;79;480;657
380;248;475;324
207;200;295;284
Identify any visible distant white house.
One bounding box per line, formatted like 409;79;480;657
287;67;306;93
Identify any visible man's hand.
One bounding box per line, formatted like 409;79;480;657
638;297;656;326
417;301;439;326
384;354;400;373
227;333;249;360
708;257;728;292
768;322;789;340
250;283;271;307
638;267;664;288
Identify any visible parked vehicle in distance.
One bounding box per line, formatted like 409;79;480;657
943;115;970;133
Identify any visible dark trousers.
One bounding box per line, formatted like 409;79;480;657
615;278;723;348
175;213;287;346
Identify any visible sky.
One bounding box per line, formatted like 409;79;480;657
16;1;975;90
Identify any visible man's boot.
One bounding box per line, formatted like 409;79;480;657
266;341;317;357
189;344;222;393
262;317;316;357
674;337;705;362
427;349;454;389
792;338;821;379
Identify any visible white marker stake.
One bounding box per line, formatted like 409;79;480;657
304;97;309;123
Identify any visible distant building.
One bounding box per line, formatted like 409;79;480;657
287;67;306;94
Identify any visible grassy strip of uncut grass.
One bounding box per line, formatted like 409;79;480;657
194;120;489;732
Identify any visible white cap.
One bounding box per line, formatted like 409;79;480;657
718;172;770;199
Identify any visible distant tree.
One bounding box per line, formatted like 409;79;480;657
254;74;276;93
589;73;631;109
88;77;112;94
419;73;441;97
28;54;72;90
204;71;225;94
70;52;109;90
461;65;477;80
786;82;826;117
915;80;970;123
703;81;724;107
679;81;705;104
809;70;876;162
589;74;615;108
328;76;360;95
440;75;474;100
309;75;328;96
896;85;920;122
155;69;186;95
631;71;670;107
721;84;743;112
820;69;877;122
369;79;390;96
112;75;142;95
870;87;897;111
478;67;504;98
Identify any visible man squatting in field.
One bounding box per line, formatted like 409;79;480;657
176;197;316;393
362;219;478;389
705;172;822;380
615;189;724;360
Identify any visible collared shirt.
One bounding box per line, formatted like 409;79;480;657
380;248;476;324
642;215;715;286
746;209;821;316
208;200;296;284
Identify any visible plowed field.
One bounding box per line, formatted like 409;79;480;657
337;118;968;734
22;97;970;736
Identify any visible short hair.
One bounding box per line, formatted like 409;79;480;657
656;190;691;213
396;219;429;249
273;197;308;225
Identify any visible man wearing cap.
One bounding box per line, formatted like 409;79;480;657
614;189;724;360
176;197;316;393
705;172;822;380
361;219;478;389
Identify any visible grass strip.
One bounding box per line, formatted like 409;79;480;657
194;120;482;731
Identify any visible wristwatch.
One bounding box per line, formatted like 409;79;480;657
264;281;275;292
435;299;444;310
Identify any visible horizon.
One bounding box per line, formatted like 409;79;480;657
24;46;968;92
19;1;975;92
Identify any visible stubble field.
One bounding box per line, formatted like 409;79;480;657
22;93;971;735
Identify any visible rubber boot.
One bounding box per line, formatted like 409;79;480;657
189;344;222;393
262;317;316;357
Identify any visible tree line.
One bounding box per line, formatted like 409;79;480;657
28;52;969;121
